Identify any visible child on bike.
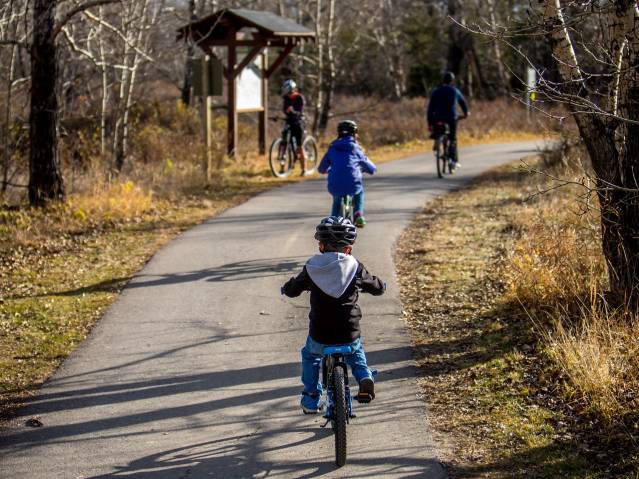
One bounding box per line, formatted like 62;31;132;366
317;120;377;228
281;79;307;175
281;216;385;414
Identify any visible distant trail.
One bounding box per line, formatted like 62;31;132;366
0;141;544;478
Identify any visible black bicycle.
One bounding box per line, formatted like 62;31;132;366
269;118;318;178
320;345;355;467
432;121;454;178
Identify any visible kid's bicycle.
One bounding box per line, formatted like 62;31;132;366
269;117;318;178
319;345;373;467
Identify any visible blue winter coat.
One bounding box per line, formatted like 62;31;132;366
427;85;468;125
318;136;377;197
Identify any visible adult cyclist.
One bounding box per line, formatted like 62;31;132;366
426;72;469;169
281;79;307;175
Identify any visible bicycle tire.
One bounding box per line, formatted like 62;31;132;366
332;366;348;467
302;136;318;174
435;138;445;179
339;196;354;223
269;138;293;178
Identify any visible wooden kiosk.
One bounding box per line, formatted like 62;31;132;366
178;9;315;158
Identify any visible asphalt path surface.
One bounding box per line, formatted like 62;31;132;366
1;141;544;478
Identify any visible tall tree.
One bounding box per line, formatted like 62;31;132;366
29;0;64;205
543;0;639;308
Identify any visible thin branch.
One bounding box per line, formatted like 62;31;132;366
53;0;122;39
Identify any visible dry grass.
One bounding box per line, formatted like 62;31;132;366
396;144;639;476
502;145;639;430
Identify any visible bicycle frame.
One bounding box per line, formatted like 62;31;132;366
279;124;298;163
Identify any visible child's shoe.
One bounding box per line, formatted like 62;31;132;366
301;392;322;414
354;215;366;228
356;377;375;403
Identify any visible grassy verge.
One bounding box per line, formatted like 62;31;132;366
395;155;638;477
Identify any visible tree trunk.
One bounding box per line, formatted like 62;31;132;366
312;0;324;136
181;0;197;106
28;0;64;205
543;0;639;308
318;0;335;132
447;0;465;76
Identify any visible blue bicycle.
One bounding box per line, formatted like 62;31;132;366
320;345;373;467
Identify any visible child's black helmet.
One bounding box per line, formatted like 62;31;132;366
315;216;357;247
337;120;358;138
443;71;455;84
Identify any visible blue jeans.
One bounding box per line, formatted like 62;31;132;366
331;191;365;219
300;336;372;408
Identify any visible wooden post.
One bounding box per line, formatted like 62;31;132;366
227;29;238;157
198;56;213;181
258;50;268;155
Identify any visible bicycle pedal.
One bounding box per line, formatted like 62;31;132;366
355;393;373;404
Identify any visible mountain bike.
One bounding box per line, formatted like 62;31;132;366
432;121;454;179
269;117;318;178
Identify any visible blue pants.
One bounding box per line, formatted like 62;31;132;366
330;191;365;218
301;336;372;409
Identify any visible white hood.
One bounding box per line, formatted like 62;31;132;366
306;252;359;298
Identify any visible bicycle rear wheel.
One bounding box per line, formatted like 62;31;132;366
339;196;354;223
302;136;318;174
269;139;293;178
435;138;445;178
332;366;348;467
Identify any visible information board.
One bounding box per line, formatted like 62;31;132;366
236;54;264;112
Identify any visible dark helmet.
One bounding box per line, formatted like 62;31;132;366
314;216;357;247
337;120;358;138
443;71;455;84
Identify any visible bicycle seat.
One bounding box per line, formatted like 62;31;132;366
323;345;353;355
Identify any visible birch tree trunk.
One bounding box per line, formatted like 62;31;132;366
312;0;324;135
181;0;196;106
318;0;335;132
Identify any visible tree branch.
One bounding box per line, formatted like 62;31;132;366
53;0;122;40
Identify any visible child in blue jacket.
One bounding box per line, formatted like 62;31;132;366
317;120;377;228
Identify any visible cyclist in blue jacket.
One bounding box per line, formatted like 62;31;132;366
427;72;470;168
317;120;377;228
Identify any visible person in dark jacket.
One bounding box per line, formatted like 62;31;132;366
281;216;385;414
427;71;470;167
281;79;307;175
317;120;377;228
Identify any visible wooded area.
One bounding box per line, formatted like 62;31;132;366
0;0;546;201
1;0;638;308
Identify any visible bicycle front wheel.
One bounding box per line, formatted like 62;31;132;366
332;366;348;467
302;136;318;174
269;139;293;178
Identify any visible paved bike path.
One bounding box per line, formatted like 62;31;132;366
0;141;543;478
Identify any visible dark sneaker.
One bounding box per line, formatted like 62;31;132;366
356;377;375;403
